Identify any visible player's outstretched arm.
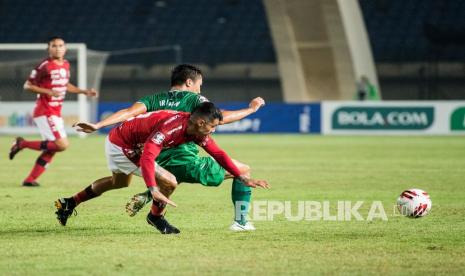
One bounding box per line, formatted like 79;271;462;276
74;102;147;133
66;83;98;97
201;136;269;189
220;97;265;124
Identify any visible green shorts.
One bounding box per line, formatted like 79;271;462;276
164;156;225;187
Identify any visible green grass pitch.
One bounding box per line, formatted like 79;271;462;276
1;135;464;275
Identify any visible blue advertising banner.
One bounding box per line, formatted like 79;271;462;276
97;102;132;134
215;103;321;133
98;102;321;134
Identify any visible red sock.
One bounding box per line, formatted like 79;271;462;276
21;140;59;151
24;151;55;183
73;185;99;206
150;201;167;216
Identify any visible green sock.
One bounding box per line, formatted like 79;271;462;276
231;178;252;225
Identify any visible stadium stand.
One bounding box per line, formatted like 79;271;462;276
359;0;465;62
2;0;465;64
0;0;276;65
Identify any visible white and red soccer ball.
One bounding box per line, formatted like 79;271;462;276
397;188;432;218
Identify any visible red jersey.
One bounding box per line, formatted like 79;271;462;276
109;110;242;187
28;58;70;117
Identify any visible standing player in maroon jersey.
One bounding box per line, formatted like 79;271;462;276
55;102;269;234
8;36;98;187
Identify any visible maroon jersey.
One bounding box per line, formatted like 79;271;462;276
109;110;241;187
28;58;70;117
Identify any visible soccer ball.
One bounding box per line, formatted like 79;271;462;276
396;188;432;218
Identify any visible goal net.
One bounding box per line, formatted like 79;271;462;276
0;44;108;135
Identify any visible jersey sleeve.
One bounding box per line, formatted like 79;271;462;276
183;93;209;112
197;95;209;104
28;63;45;85
198;136;241;177
193;94;209;108
137;94;157;111
139;130;166;188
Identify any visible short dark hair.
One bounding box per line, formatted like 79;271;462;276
191;102;223;122
171;64;202;86
47;36;65;45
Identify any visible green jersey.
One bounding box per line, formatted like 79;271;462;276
138;91;208;113
137;91;209;166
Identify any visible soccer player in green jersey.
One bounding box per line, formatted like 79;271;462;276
75;64;265;231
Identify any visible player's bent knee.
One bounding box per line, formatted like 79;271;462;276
166;176;178;190
170;174;178;185
158;176;177;191
55;140;69;151
56;144;68;151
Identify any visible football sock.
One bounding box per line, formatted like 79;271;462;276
24;151;55;183
21;140;59;152
150;201;167;216
73;185;99;206
231;178;252;225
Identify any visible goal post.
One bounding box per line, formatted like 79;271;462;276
0;43;108;136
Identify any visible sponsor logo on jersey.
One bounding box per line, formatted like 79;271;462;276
167;125;183;135
151;132;165;145
51;78;69;86
59;68;67;78
163;114;180;125
50;69;69;86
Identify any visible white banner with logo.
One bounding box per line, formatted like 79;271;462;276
322;101;465;135
0;102;79;135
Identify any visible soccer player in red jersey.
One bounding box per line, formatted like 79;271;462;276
55;102;268;234
8;36;97;187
